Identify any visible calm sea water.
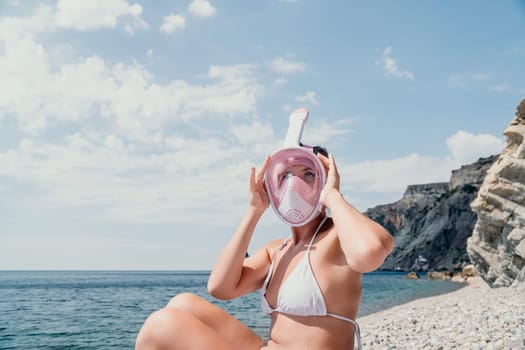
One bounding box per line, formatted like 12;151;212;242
0;271;463;349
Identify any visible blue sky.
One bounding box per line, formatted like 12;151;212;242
0;0;523;270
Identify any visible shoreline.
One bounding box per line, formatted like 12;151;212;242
356;277;525;349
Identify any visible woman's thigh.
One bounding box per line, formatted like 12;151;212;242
136;293;263;350
166;293;263;347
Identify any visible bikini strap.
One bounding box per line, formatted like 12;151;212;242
306;216;328;252
263;237;291;289
326;313;362;350
266;216;327;288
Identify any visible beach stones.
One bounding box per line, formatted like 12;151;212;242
357;277;525;349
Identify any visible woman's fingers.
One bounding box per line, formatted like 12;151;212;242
256;155;271;184
249;166;256;190
329;154;339;176
317;153;336;176
250;155;271;192
317;153;330;168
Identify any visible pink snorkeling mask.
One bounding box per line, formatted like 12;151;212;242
264;109;326;227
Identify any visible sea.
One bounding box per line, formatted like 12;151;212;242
0;270;463;349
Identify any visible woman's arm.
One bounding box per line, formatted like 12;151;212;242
319;154;394;273
207;156;273;300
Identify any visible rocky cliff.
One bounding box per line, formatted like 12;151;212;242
467;98;525;287
366;156;497;272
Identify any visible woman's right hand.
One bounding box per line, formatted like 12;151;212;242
249;155;271;213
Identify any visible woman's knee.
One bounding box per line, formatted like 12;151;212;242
135;308;192;350
166;292;204;309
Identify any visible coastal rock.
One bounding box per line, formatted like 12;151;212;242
451;274;467;283
460;264;477;278
449;157;497;191
404;272;420;280
428;271;454;280
467;98;525;287
366;157;496;272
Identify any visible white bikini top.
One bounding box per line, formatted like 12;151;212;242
260;217;362;349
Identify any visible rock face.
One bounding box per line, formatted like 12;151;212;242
467;98;525;287
366;156;497;272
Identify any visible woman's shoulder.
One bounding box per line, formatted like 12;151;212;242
263;237;289;258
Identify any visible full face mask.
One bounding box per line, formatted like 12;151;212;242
264;108;326;227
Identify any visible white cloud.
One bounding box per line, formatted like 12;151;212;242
303;118;354;146
340;130;504;210
55;0;148;34
188;0;216;18
229;119;276;145
0;6;266;224
0;1;148;37
341;152;462;211
0;127;274;224
160;14;185;33
0;3;508;238
6;0;22;7
273;77;288;85
282;104;292;112
105;62;260;138
448;72;491;88
208;64;255;80
0;5;55;36
343;153;453;194
489;84;510;92
270;57;307;74
0;5;267;226
381;47;414;80
446;130;504;163
0;14;261;137
14;128;500;221
448;73;517;93
295;91;319;106
0;33;118;132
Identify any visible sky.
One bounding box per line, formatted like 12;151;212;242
0;0;523;270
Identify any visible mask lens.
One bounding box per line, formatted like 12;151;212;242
264;147;326;226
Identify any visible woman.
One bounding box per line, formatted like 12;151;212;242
136;150;394;350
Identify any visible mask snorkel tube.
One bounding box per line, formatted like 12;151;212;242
264;109;327;227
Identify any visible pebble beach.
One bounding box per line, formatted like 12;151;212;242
357;277;525;350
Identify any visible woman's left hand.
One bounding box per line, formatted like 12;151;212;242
248;155;271;213
317;153;341;207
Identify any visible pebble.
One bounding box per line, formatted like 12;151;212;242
357;278;525;350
